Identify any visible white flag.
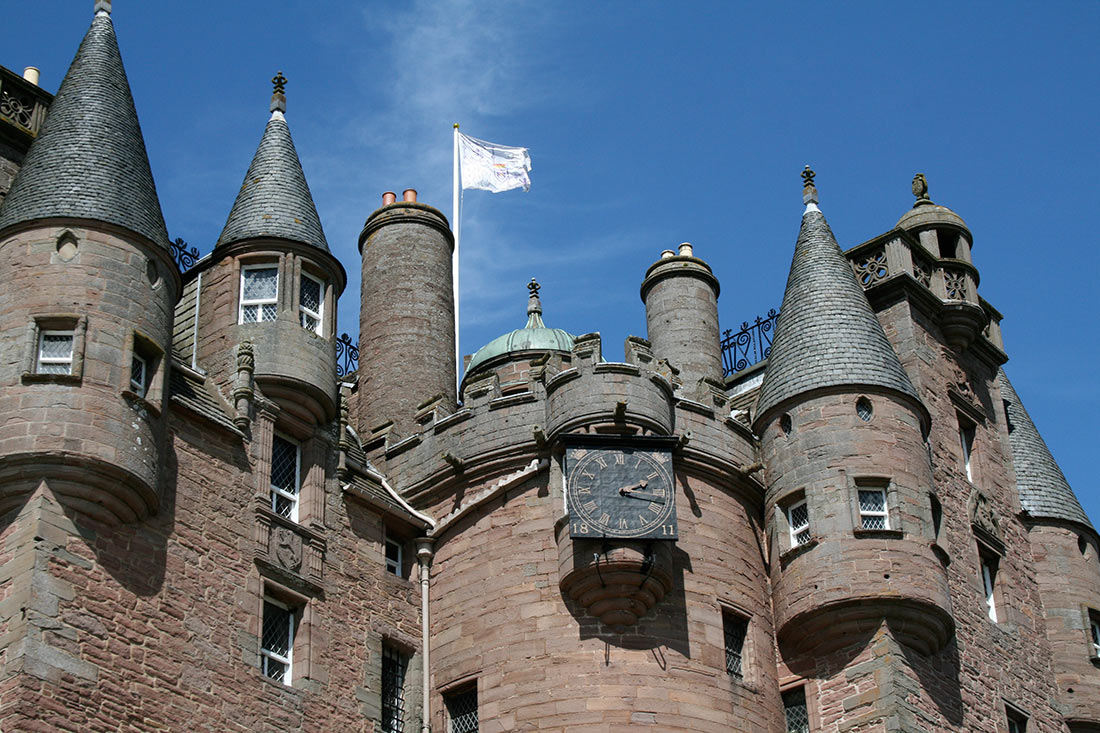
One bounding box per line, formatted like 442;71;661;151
458;132;532;193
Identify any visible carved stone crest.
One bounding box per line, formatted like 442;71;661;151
970;491;1003;543
273;526;302;572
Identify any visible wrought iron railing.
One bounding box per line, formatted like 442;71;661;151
170;237;200;272
721;308;778;376
336;332;359;378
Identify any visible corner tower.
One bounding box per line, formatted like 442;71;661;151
0;1;179;523
191;73;346;428
754;169;952;658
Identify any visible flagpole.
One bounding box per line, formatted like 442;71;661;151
452;123;461;397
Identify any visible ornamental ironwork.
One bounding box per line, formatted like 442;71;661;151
721;308;778;376
853;247;889;288
913;254;934;288
336;333;359;378
169;237;199;272
0;88;34;128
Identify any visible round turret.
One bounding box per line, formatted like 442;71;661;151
461;279;574;397
193;76;345;426
0;7;179;523
640;242;722;390
358;192;456;437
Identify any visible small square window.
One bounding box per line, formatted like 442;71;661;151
299;273;323;334
270;434;301;521
382;644;409;733
445;686;478;733
241;266;279;324
37;330;74;374
385;536;403;578
261;597;296;685
130;353;148;397
788;500;810;547
783;687;809;733
722;610;747;678
858;488;889;530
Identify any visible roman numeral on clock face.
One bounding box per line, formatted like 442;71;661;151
583;500;597;513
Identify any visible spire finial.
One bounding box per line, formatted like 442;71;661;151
526;278;545;328
911;173;931;207
270;71;287;114
94;0;111;15
802;165;818;205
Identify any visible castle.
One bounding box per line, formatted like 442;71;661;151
1;4;1098;732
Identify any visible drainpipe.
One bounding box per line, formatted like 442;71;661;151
416;538;435;733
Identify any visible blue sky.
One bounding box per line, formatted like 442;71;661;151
5;2;1097;522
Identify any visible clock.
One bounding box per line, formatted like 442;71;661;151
565;437;677;540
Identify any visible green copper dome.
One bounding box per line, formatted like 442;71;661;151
464;279;575;378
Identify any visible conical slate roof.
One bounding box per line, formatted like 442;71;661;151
755;201;920;424
998;369;1093;529
215;107;329;252
0;9;170;248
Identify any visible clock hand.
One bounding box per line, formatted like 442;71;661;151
617;480;647;496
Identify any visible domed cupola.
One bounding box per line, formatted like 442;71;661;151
896;174;985;350
461;279;574;396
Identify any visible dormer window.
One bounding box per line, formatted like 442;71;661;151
299;273;323;334
240;266;278;323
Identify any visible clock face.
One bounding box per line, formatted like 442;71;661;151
565;443;677;540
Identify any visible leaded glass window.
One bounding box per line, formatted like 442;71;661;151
261;599;294;684
445;687;478;733
788;500;810;547
270;434;301;521
723;611;747;678
241;266;278;323
299;273;323;333
37;331;74;374
1089;612;1100;658
858;489;889;530
783;687;809;733
385;537;402;577
130;353;147;396
382;645;408;733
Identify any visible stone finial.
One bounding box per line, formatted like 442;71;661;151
270;71;287;114
94;0;111;15
802;165;818;205
912;173;931;206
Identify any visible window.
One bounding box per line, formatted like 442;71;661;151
241;266;278;323
261;597;296;685
722;610;747;678
445;686;478;733
381;644;408;733
1005;705;1028;733
858;488;889;530
1089;610;1100;659
37;330;74;374
783;687;809;733
270;434;301;521
130;353;148;397
930;494;943;540
788;499;810;547
958;420;976;482
385;536;403;578
299;273;323;334
980;551;999;623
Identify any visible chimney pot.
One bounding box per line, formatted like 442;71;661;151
382;191;397;206
678;242;694;258
660;249;676;259
22;67;40;86
403;188;418;203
